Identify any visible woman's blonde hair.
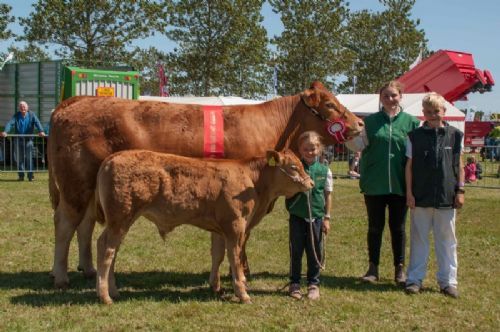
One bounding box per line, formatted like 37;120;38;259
297;131;324;152
378;80;404;96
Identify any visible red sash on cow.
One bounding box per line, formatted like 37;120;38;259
203;105;224;158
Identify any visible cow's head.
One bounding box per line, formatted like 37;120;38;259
265;149;314;197
301;81;364;144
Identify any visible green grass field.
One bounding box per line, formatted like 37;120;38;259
1;172;499;331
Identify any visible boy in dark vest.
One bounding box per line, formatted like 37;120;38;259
286;131;332;300
404;93;464;298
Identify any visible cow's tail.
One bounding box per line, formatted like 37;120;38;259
48;162;60;210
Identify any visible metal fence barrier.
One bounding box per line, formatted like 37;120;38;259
0;135;48;174
1;137;499;189
325;143;500;189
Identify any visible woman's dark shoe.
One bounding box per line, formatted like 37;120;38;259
395;264;406;286
361;263;379;283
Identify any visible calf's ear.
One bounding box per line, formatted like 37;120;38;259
266;150;282;166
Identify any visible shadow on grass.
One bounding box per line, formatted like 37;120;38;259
249;272;403;293
3;270;408;307
4;270;276;307
321;275;403;293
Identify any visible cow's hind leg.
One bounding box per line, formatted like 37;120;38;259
225;221;251;304
209;233;225;294
96;227;121;304
51;202;80;288
76;201;97;279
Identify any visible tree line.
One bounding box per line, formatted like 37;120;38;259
0;0;427;98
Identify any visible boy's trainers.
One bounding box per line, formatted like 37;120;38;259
288;283;302;300
307;285;320;300
405;283;421;294
441;286;459;298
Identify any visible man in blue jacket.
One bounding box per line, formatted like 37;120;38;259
1;101;46;181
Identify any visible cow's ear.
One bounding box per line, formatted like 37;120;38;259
310;81;325;90
301;88;320;108
266;150;281;166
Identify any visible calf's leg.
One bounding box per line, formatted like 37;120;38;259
96;228;122;304
225;221;251;303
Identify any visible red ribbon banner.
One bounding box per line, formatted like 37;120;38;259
203;105;225;158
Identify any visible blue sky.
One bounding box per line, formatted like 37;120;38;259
1;0;499;116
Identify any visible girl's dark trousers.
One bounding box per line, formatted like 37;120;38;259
364;194;408;266
289;214;323;285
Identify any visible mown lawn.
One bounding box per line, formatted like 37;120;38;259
0;172;499;331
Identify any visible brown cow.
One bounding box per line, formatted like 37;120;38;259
95;149;313;304
48;81;363;288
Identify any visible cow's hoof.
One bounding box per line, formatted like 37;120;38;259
109;289;120;299
54;278;69;290
240;297;252;304
78;265;97;279
101;296;114;305
215;288;226;297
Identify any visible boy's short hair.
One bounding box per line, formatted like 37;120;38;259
422;92;446;111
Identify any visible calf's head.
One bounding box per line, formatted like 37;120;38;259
265;149;314;197
301;81;364;144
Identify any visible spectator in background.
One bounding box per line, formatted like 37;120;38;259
464;156;477;183
475;158;483;180
1;101;46;181
348;151;361;179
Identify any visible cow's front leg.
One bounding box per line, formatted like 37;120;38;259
225;221;251;304
209;232;225;294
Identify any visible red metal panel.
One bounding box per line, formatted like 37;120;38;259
398;50;495;103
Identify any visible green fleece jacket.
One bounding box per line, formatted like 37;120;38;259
359;109;420;196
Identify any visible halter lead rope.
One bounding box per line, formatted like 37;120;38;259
305;191;326;270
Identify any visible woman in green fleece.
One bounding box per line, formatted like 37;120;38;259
347;81;420;285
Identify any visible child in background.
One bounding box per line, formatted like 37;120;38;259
464;156;477;183
475;157;483;180
348;151;361;178
286;131;332;300
405;92;464;298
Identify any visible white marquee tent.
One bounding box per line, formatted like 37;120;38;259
336;93;465;133
140;93;466;132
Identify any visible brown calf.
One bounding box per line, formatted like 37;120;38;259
95;149;313;304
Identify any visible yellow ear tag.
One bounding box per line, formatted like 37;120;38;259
268;157;277;167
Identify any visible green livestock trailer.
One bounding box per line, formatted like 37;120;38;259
0;60;140;131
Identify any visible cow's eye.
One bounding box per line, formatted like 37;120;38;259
325;102;335;108
290;165;298;170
